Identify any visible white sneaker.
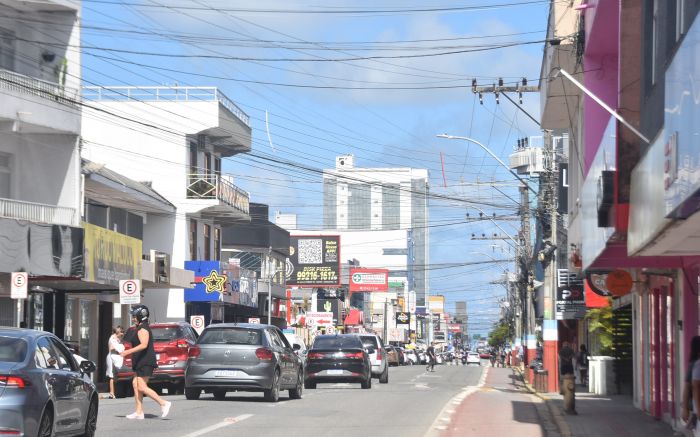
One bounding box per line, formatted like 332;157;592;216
126;412;144;420
161;401;172;418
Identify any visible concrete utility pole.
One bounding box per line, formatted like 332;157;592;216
520;184;534;342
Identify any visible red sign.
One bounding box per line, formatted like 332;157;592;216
448;323;462;333
349;268;389;292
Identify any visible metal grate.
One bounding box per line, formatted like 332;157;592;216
0;68;80;107
0;198;77;226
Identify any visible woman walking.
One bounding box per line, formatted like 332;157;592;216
120;305;171;420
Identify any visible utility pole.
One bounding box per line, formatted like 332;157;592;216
383;298;389;343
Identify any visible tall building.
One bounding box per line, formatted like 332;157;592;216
322;155;429;305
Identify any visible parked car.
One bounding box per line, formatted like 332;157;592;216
184;323;303;402
466;352;481;366
0;328;98;437
116;322;198;397
385;345;400;366
403;349;418;365
359;334;389;383
395;346;406;365
305;334;372;389
282;331;308;365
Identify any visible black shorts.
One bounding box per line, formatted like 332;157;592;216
135;366;156;378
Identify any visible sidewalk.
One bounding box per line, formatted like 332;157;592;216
518;369;678;437
434;367;558;437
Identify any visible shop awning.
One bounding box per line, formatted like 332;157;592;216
344;309;363;326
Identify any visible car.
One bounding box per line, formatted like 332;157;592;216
282;331;308;365
466;352;481;365
359;334;389;383
0;328;99;437
304;334;372;389
403;349;418;365
116;322;198;397
385;345;400;366
184;323;303;402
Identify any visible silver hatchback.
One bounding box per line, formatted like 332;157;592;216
184;324;303;402
0;328;98;437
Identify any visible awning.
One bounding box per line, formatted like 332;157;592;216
344;309;363;326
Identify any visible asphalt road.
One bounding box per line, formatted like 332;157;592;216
95;362;486;437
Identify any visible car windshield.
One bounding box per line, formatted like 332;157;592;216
313;336;361;349
0;336;27;363
359;336;379;349
151;327;182;342
198;328;262;345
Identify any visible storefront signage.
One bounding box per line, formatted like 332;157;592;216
396;311;410;325
448;323;462;333
305;312;334;327
83;222;141;286
606;269;633;296
349;268;389;292
555;269;586;320
185;261;225;302
286;236;340;287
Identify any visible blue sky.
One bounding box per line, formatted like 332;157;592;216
80;0;549;337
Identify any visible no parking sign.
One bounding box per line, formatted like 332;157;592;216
119;279;141;305
190;315;205;335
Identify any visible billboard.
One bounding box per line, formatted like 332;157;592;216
286;235;340;287
428;295;445;313
555;269;586;320
83;222;141;286
349;268;389;292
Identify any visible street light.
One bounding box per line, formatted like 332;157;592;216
436;134;537;196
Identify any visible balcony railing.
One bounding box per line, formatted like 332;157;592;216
82;86;250;127
0;68;80;107
0;198;77;227
186;173;250;215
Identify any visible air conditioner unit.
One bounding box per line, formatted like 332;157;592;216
150;250;171;284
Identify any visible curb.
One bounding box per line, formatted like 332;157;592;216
514;367;572;437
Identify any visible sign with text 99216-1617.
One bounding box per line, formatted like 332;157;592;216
286;235;340;287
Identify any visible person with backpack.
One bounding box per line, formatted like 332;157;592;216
577;344;589;387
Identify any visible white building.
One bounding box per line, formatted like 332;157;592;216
322;155;429;305
81;86;252;323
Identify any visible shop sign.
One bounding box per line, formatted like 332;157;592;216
286;236;340;287
448;323;462;333
606;269;634;296
396;311;410;325
83;222;141;286
185;261;225;302
555;269;586;320
305;312;334;327
349;268;388;292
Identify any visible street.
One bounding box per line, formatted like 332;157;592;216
96;364;485;437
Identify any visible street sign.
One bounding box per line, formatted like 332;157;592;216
248;317;261;324
11;272;28;299
190;315;205;334
119;279;141;305
305;312;334;327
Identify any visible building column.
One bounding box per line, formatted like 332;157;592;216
526;334;537;383
543;319;558;393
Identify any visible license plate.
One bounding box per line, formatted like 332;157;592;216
215;370;239;378
327;369;343;375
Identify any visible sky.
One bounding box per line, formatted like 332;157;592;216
78;0;550;337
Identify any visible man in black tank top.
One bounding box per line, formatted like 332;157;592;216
120;305;172;420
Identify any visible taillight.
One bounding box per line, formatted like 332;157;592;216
255;348;273;361
0;376;28;388
344;351;364;360
188;346;201;358
377;350;383;361
307;351;325;360
174;339;189;348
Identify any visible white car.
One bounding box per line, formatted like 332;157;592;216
359;334;389;383
466;352;481;366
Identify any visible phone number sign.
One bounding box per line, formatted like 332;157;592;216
286;236;340;287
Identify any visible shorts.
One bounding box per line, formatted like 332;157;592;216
134;366;156;378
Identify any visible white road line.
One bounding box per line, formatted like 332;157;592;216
178;414;253;437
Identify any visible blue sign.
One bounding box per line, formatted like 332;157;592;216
185;261;225;302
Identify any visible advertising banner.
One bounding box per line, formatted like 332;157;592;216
305;312;334;327
428;295;445;313
349;268;389;292
555;269;586;320
83;222;141;286
395;311;410;325
448;323;462;333
286;236;340;287
185;261;226;302
317;298;340;324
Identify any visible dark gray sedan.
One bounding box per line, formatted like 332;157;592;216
184;324;303;402
0;328;98;437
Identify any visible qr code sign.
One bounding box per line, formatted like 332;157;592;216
298;239;323;264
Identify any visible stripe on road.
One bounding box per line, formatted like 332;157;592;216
178;414;253;437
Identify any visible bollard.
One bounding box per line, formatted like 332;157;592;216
562;373;577;415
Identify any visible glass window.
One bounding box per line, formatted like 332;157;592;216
203;224;211;260
65;299;76;341
312;335;362;349
151;326;182;342
267;329;286;348
0;152;10;198
190;220;198;260
0;28;15;71
109;207;127;234
86;202;107;228
36;337;59;369
79;300;94;362
127;212;143;240
49;338;76;371
198;328;262;345
214;228;221;262
0;337;27;363
189;141;198;174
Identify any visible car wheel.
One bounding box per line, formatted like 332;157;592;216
38;405;53;437
264;370;281;402
379;367;389;384
213;389;226;400
304;379;316;389
361;374;372;389
185;388;201;400
289;371;303;399
81;397;98;437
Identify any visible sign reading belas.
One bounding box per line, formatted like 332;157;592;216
349;268;389;292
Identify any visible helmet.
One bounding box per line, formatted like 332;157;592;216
130;305;149;323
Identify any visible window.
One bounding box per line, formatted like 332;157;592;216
86;202;107;227
127;212;143;240
189;141;198;174
203;224;211;260
190;220;198;260
109;207;127;233
49;338;76;371
0;337;26;363
0;152;10;199
214;228;221;261
36;337;59;369
198;328;262;345
214;157;221;176
0;28;15;71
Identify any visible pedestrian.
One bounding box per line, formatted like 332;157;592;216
426;342;437;372
577;344;589;388
559;341;575;376
120;305;171;420
106;326;125;399
683;336;700;434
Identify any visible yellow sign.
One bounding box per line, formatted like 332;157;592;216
83;222;142;286
203;270;227;293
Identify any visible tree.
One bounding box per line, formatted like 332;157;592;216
488;320;511;348
584;298;613;355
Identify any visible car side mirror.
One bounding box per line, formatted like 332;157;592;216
80;360;96;374
293;344;301;351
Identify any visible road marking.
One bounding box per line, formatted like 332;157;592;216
178;414;253;437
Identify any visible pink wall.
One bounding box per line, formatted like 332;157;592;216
582;0;620;175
